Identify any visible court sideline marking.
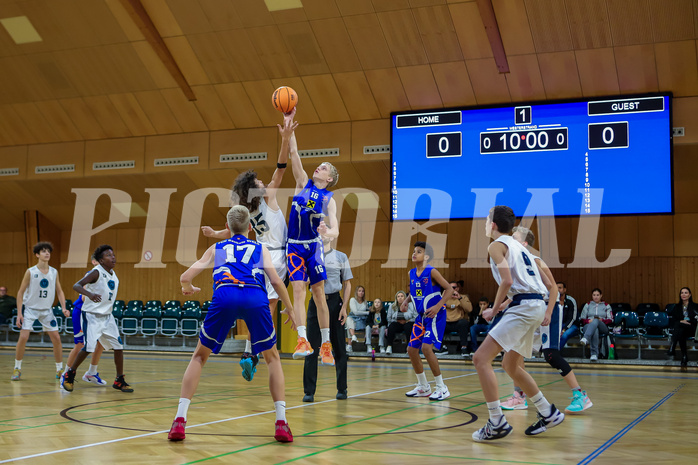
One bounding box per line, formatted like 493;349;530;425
577;384;684;465
0;372;478;463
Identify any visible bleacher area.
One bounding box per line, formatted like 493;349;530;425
344;301;697;369
0;299;242;352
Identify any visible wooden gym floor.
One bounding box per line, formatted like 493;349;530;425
0;348;695;464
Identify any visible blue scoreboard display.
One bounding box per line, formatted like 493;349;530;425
390;94;673;220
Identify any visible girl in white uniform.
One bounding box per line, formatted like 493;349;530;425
12;242;69;381
61;245;133;393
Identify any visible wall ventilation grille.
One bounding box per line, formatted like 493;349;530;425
154;156;199;167
363;145;391;154
35;164;75;174
220;152;268;163
93;160;136;170
299;148;339;158
0;167;19;176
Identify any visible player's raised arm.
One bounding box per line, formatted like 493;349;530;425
73;270;101;302
268;108;297;192
289;131;308;191
261;246;296;330
317;197;339;239
180;245;215;295
488;241;513;320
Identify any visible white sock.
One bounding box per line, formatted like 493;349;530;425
15;360;22;370
176;398;191;421
298;326;307;340
274;401;286;422
416;372;428;386
487;400;504;423
56;362;63;371
320;328;330;344
530;391;552;417
434;374;444;388
245;339;252;353
87;364;98;376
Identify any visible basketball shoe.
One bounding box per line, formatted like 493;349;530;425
565;390;593;413
56;369;62;379
274;420;293;443
62;368;76;392
239;352;259;382
113;375;134;392
293;337;313;359
472;417;513;442
429;385;450;401
82;372;107;386
168;417;186;441
319;342;335;366
405;384;431;397
525;404;565;435
501;391;528;410
11;369;20;381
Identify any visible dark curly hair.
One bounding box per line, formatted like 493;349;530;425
232;170;262;212
33;242;53;254
92;244;113;262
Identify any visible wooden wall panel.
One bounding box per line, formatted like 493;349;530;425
26;142;85;180
214;83;263;129
565;0;612;50
85;138;146;176
378;9;429;67
525;0;573;52
333;72;382;121
350;120;390;162
505;54;546;102
606;0;653;46
673;144;698;212
299;75;349;123
191;85;235;131
246;26;299;79
674;213;698;256
431;61;477;107
277;22;329;76
344;14;396;70
614;44;659;94
465;58;511;104
310;18;362;73
449;2;492;60
575;48;620;96
0;146;28;181
413;5;463;63
144;132;209;173
208;127;277;170
494;0;536;55
638;215;674;257
397;65;443;109
649;0;695;42
364;68;411;117
673;97;698;145
655;40;698;97
160;88;208;132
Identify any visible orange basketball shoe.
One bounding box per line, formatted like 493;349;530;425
293;337;313;359
320;341;335;366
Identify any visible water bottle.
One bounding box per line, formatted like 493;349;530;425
608;342;615;360
371;348;375;361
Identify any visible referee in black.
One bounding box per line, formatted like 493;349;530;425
303;235;352;402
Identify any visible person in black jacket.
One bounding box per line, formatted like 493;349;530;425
667;287;698;371
366;298;388;353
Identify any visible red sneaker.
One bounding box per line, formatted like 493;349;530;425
168;417;186;441
274;420;293;443
319;341;335;366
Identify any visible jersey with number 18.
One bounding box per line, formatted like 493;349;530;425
81;264;119;315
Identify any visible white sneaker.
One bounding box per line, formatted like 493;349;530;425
580;337;588;345
366;345;373;353
346;344;353;352
590;354;598;361
386;346;393;354
405;384;431;397
472;417;513;442
82;373;107;386
379;346;386;353
429;386;450;401
351;335;358;343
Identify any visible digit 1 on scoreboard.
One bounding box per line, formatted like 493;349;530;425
515;106;531;125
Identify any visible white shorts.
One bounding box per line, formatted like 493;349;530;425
84;312;123;352
22;308;59;332
488;299;546;358
264;248;287;300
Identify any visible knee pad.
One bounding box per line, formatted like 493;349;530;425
543;348;572;377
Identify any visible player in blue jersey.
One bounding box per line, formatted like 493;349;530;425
286;130;340;366
65;293;107;386
471;206;564;442
402;241;455;401
168;205;297;443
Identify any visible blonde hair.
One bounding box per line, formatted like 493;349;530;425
321;162;339;188
512;226;535;246
227;205;250;234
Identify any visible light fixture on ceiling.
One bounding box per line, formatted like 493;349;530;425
264;0;303;12
0;16;42;44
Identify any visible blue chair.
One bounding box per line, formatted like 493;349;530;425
636;303;660;324
614;311;642;359
641;311;670;349
141;306;161;338
121;303;143;336
161;307;181;337
180;307;201;339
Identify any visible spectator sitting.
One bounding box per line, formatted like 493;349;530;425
346;285;369;352
441;281;472;356
386;291;417;355
558;282;579;349
367;298;388;353
579;288;613;361
0;286;16;326
667;287;698;371
469;297;492;355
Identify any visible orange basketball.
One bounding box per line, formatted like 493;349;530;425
272;86;298;113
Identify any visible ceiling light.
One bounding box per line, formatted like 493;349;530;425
0;16;42;44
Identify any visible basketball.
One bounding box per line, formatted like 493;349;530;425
272;86;298;113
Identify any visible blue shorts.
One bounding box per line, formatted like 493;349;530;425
73;305;84;345
200;286;276;354
287;241;326;285
408;311;447;350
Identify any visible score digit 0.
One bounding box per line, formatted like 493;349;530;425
426;132;462;158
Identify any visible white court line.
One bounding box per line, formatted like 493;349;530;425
0;372;478;463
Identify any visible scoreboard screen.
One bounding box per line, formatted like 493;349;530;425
390;94;673;220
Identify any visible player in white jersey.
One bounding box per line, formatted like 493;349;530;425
202;109;297;381
61;245;134;393
495;227;592;414
472;206;565;442
12;242;69;381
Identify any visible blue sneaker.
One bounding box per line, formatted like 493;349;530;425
83;372;107;386
239;353;258;382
